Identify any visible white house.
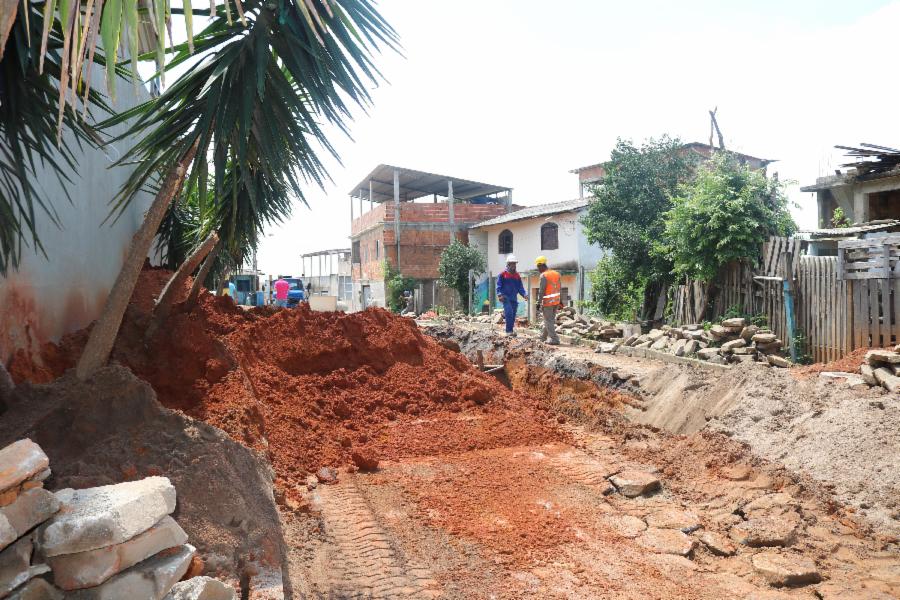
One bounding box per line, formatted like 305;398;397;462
469;199;605;319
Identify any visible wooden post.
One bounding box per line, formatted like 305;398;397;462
783;251;797;362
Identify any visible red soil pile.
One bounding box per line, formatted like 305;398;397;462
791;346;875;379
10;268;563;495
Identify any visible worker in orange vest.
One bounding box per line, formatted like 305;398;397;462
535;256;561;345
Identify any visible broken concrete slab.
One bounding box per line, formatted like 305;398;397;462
609;471;661;498
767;355;790;368
645;508;701;533
740;325;759;341
67;544;194;600
0;441;49;495
48;515;188;590
866;350;900;365
0;535;46;597
637;528;696;556
873;367;900;393
672;339;688;357
721;318;746;329
697;348;721;360
682;340;699;355
164;576;236;600
647;329;665;342
7;578;64;600
730;516;798;547
709;325;728;339
751;551;820;587
40;477;176;557
1;489;59;550
697;531;735;556
721;339;747;352
751;333;778;345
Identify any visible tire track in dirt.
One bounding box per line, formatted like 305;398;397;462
315;482;441;598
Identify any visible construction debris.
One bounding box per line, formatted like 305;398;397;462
0;438;234;598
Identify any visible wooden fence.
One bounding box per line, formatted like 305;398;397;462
672;235;900;363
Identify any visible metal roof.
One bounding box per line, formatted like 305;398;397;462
570;142;774;174
471;199;590;229
348;165;511;203
796;219;900;238
300;248;350;257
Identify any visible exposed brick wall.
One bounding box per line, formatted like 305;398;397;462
351;203;386;236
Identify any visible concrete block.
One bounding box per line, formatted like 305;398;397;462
721;339;746;352
48;516;188;590
0;441;49;495
7;578;64;600
860;364;877;385
165;577;236;600
874;367;900;393
697;348;720;360
721;318;746;328
67;544;195;600
867;350;900;365
1;535;51;597
751;552;820;586
1;489;60;551
40;477;176;557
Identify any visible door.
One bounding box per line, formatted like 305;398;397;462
362;285;372;309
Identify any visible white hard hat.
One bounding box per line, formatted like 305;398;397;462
506;254;518;263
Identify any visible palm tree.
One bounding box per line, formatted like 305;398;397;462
1;0;397;378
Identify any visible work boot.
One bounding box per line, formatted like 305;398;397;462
507;331;517;338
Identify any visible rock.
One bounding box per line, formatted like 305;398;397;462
66;544;195;600
866;349;900;365
47;515;188;591
164;576;236;600
721;339;746;352
740;325;759;341
7;578;64;600
874;367;900;393
0;441;50;494
730;517;797;547
0;535;51;597
1;489;60;551
609;471;661;498
742;493;799;519
731;347;756;355
600;514;647;539
645;508;701;533
860;364;877;385
708;355;727;365
731;354;755;363
752;333;778;344
315;467;338;484
767;355;790;368
698;531;735;556
755;341;783;354
40;477;176;557
685;329;705;341
697;348;720;360
623;334;639;347
683;340;699;355
647;329;665;342
722;318;746;328
350;450;379;472
672;339;688;357
650;338;668;351
709;325;728;339
751;552;820;586
637;528;696;556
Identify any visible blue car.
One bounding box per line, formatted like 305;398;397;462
285;278;305;307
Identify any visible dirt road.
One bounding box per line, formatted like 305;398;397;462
285;406;898;598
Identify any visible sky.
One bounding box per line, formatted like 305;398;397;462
251;0;900;277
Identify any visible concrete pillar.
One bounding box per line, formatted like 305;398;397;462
853;190;869;223
350;194;354;223
448;179;455;227
394;169;401;269
369;180;373;212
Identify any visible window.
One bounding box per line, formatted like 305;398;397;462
498;229;513;254
351;241;361;264
541;222;559;250
375;240;380;259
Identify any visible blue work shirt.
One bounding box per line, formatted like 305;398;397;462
496;270;527;302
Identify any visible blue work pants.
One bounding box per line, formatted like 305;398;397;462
502;300;518;333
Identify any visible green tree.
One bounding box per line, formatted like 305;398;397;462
587;255;646;321
581;136;695;319
438;239;485;311
382;260;417;314
657;152;796;283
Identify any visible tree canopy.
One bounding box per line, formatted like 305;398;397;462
438;239;486;308
656;153;796;282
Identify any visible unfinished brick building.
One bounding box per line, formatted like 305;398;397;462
348;165;512;311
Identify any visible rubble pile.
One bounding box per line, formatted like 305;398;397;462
0;439;235;600
860;348;900;393
615;317;791;368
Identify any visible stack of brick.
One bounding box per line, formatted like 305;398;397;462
860;348;900;393
0;440;59;599
618;318;791;368
0;439;235;600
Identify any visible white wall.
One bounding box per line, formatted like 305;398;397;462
0;79;154;363
480;210;586;276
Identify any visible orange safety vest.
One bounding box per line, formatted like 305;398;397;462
542;270;561;307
